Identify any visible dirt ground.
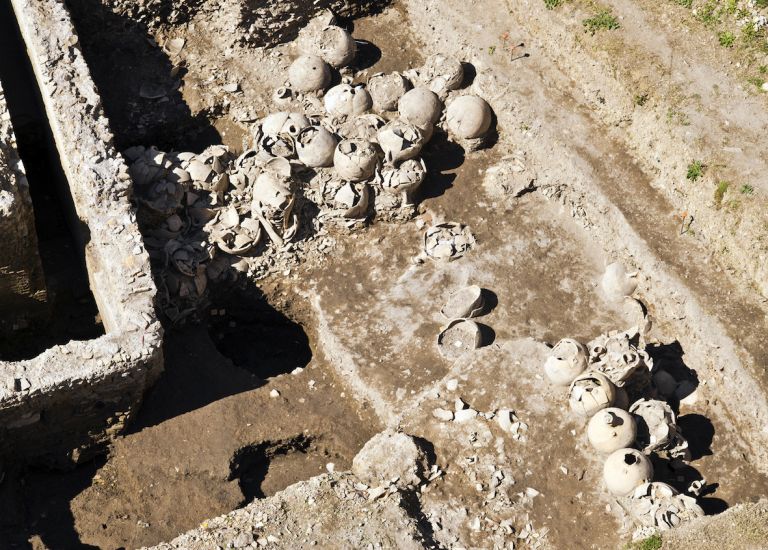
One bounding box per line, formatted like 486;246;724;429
3;0;768;548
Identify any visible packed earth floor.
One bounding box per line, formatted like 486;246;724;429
2;0;768;549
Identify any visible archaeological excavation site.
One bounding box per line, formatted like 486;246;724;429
3;0;768;548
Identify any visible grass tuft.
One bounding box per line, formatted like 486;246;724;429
583;9;620;35
634;92;649;106
696;1;720;26
718;31;736;47
686;160;705;181
741;183;755;195
544;0;563;9
714;180;730;208
624;534;663;550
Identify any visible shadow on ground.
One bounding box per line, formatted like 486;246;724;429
66;0;222;153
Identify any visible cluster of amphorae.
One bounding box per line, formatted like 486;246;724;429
126;12;495;322
276;11;495;211
544;329;704;533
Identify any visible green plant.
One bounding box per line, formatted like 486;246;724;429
488;45;496;55
544;0;563;8
686;160;705;181
741;183;755;195
675;0;693;7
719;31;736;47
696;1;719;26
742;23;768;53
747;76;766;89
625;534;663;550
666;107;691;126
583;9;620;35
714;180;730;208
634;92;649;106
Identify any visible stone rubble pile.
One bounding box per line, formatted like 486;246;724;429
124;12;495;322
542;295;707;538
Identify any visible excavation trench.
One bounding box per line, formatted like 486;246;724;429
0;0;103;360
3;0;768;547
0;3;377;547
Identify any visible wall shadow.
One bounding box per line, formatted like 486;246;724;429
65;0;222;153
0;460;102;549
131;278;312;431
646;340;700;406
208;285;313;380
229;435;313;504
0;0;103;360
416;131;464;201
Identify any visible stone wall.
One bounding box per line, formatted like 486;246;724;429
0;0;163;467
0;82;46;334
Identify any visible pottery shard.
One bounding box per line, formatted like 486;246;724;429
437;319;482;359
627;482;704;530
424;222;475;261
440;285;484;319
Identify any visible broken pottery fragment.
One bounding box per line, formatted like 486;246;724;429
368;72;410;111
258;133;296;160
332;182;371;219
588;330;652;387
377;158;426;201
602;262;638;301
325;84;373;118
603;448;653;496
261;112;311;137
420;54;464;98
288;55;331;92
296;126;337;168
497;409;528;441
377;120;425;165
250;158;299;245
627;482;704;530
128;146;171;186
163;37;185;57
333;139;379;182
568;371;616;417
299;24;357;68
398;88;443;131
544;338;588;386
587;407;637;454
424;222;475;261
446;95;493;140
140;178;185;215
273;86;292;105
630;398;690;460
440;285;484;319
437;319;482;359
338;114;386;142
189;146;233;193
210;211;262;256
